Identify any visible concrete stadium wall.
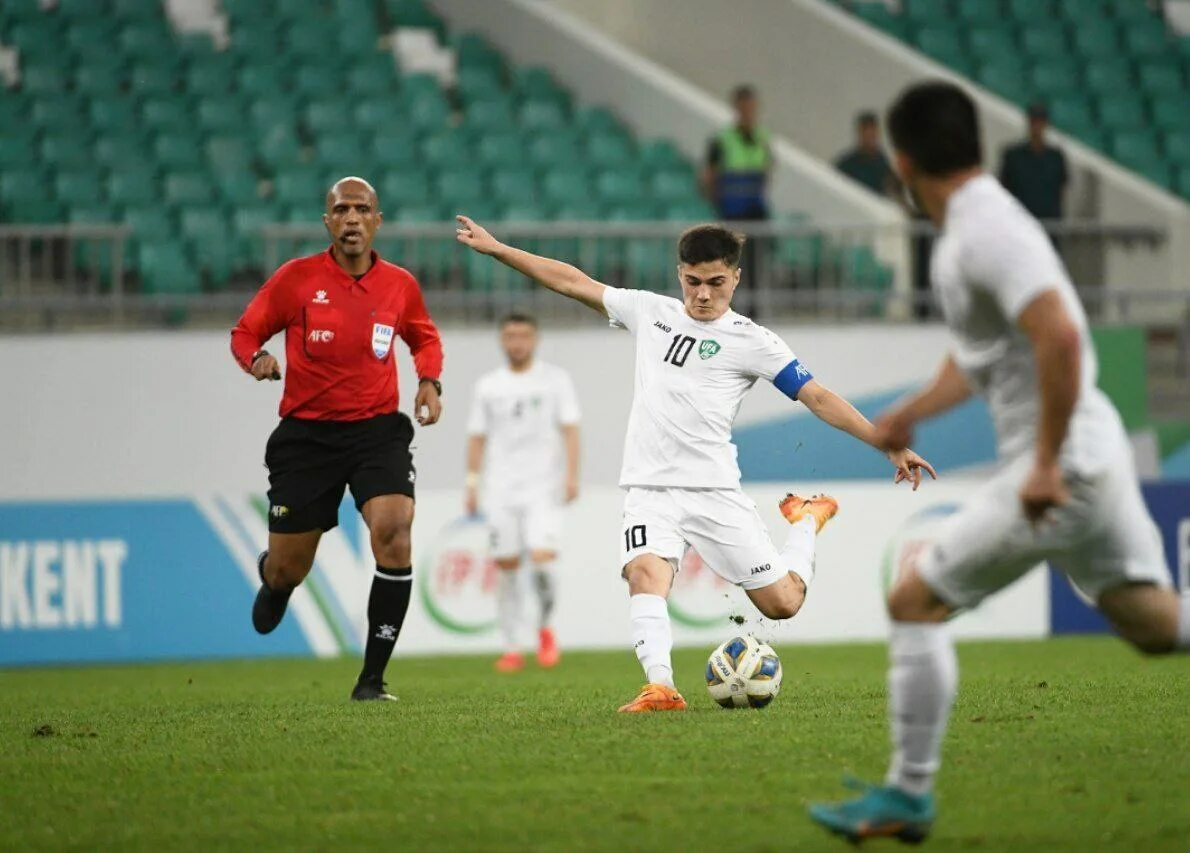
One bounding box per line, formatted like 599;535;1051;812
535;0;1190;303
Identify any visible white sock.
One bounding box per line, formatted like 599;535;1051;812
629;593;674;687
497;569;521;653
781;516;818;587
1178;594;1190;651
532;558;556;630
886;622;957;797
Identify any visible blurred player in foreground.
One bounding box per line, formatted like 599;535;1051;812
465;314;581;672
230;177;443;702
810;82;1190;845
456;216;935;712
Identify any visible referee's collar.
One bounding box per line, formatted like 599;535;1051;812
323;246;381;289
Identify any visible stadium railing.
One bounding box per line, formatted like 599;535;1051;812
0;220;1181;330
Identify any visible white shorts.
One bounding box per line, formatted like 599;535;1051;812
619;486;786;590
919;450;1170;609
486;501;562;560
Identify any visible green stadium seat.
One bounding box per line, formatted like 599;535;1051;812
128;67;179;97
250;97;298;130
587;133;635;167
1085;62;1133;96
435;168;486;204
640;139;685;169
953;0;1000;25
238;64;288;97
574;106;621;136
285;21;331;55
1175;167;1190;198
112;0;166;17
420;131;471;168
313;136;370;170
292;66;344;99
41;136;93;170
914;26;966;67
304;100;352;134
0;171;49;206
1123;26;1171;59
370;130;422;168
976;62;1032;105
1098;96;1147;131
54;170;106;206
595;168;642;205
7;21;59;54
89;99;138;132
1111;130;1161;165
274;169;325;205
553;200;602;221
58;0;113;18
851;3;909;39
1138;62;1185;96
606;201;659;222
465;99;516;132
1030;61;1081;98
154;134;204;168
0;94;31;126
137;243;201;294
967;27;1017;63
1059;0;1107;20
336;19;380;53
232;205;281;264
179;207;230;243
490;168;537;203
31;97;85;131
0;128;37;166
1020;26;1068;61
519;100;567;130
477;132;526;168
650;169;698;203
1006;0;1055;24
901;0;951;24
196;96;249;133
257;127;303;167
73;65;127;97
20;64;68;96
500;201;551;221
541;168;591;203
1164;132;1190;167
385;0;446;39
405;93;451;130
1049;96;1097;135
838;246;893;292
1071;21;1119;60
65;21;120;55
142;98;193;132
379;172;433;206
347;60;400;97
1150;97;1190;132
1108;0;1161;22
212;169;262;205
528;132;582;166
454;32;503;71
119;22;171;55
206;136;254;174
662;199;716;221
164;171;215;205
124;207;176;244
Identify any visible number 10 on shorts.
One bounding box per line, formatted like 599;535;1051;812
624;524;647;551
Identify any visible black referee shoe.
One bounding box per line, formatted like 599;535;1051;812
251;550;292;635
351;675;398;702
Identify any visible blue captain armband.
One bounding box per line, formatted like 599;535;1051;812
773;359;813;400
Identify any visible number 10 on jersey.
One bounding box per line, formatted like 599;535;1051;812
664;334;696;367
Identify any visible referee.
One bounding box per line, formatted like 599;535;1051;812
230;176;444;702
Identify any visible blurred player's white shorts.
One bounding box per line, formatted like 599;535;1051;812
486;500;562;559
919;449;1170;608
619;486;786;590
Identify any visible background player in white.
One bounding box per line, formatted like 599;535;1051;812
456;215;936;712
465;313;581;672
810;82;1190;846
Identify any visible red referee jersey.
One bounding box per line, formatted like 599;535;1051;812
230;248;444;421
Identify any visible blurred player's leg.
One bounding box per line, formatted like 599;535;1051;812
527;502;562;667
1099;584;1189;654
495;558;525;672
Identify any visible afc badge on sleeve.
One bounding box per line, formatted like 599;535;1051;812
372;323;394;359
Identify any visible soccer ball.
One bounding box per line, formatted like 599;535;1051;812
705;635;782;709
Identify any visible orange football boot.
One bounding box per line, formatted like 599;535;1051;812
537;627;560;668
494;651;524;673
779;493;839;533
617;683;688;713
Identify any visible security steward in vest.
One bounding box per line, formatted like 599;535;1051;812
230;176;444;702
702;84;772;221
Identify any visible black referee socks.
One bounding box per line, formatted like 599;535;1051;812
359;565;413;682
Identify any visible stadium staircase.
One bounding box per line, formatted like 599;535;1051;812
834;0;1190;200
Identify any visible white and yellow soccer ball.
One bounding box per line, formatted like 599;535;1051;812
705;635;782;709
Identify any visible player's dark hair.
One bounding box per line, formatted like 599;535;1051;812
856;110;878;127
886;81;982;176
500;312;537;328
678;225;746;268
732;84;756;102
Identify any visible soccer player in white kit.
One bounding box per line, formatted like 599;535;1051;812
456;215;936;712
465;313;581;672
810;82;1190;846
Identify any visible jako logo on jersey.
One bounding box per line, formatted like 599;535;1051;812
750;563;771;575
699;340;721;360
653;320;672;333
307;329;334;343
372;323;394;359
313;290;330;304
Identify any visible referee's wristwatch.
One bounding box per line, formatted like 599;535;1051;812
419;377;443;396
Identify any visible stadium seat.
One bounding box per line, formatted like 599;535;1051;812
73;65;126;97
1072;21;1120;60
914;26;967;68
20;63;69;96
370;130;423;169
541;168;591;203
250;98;299;132
32;97;85;132
1153;97;1190;132
292;66;345;99
346;60;400;97
1030;61;1081;98
1123;25;1171;59
40;136;93;170
953;0;1000;25
662;199;716;221
465;100;516;132
1085;62;1133;96
53;170;106;207
587;134;635;168
154;134;204;169
164;171;215;205
976;62;1032;106
313;136;370;171
490;168;538;203
1049;96;1097;136
275;168;326;206
901;0;951;25
404;93;451;130
1020;27;1068;61
1138;62;1185;96
304;100;353;135
1059;0;1107;20
1098;96;1147;131
1111;130;1162;167
231;205;280;264
639;139;686;169
379;171;434;207
212;169;262;206
435;168;486;204
650;169;698;204
142;98;194;132
519;100;568;131
1005;0;1055;24
967;27;1017;63
477;132;526;169
0;134;37;169
1163;132;1190;168
595;168;642;205
137;243;201;294
257;127;303;168
197;97;250;133
206;136;255;174
574;106;622;136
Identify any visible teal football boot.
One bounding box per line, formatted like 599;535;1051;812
809;777;935;845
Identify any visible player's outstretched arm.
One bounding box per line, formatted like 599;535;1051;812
455;215;608;314
797;379;937;490
873;355;973;451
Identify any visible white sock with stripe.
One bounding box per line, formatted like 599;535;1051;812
629;593;674;687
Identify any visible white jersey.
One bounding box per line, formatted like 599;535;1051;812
602;287;810;489
931;174;1127;474
466;362;580;504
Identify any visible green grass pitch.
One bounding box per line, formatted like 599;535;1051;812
2;637;1187;851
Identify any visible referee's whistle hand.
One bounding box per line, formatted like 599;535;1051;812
415;382;442;426
251;355;282;381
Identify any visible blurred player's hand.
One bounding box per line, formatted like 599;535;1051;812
415;380;442;426
1020;459;1069;525
251;354;281;381
455;215;501;255
565;477;580;504
888;448;937;491
874;408;914;452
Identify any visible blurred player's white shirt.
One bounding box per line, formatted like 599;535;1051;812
602;288;804;489
467;362;580;505
932;174;1127;474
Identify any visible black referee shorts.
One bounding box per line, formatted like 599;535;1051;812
264;411;416;534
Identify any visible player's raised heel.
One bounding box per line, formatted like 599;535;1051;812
808;778;934;845
251;550;292;635
617;683;687;713
779;493;839;533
